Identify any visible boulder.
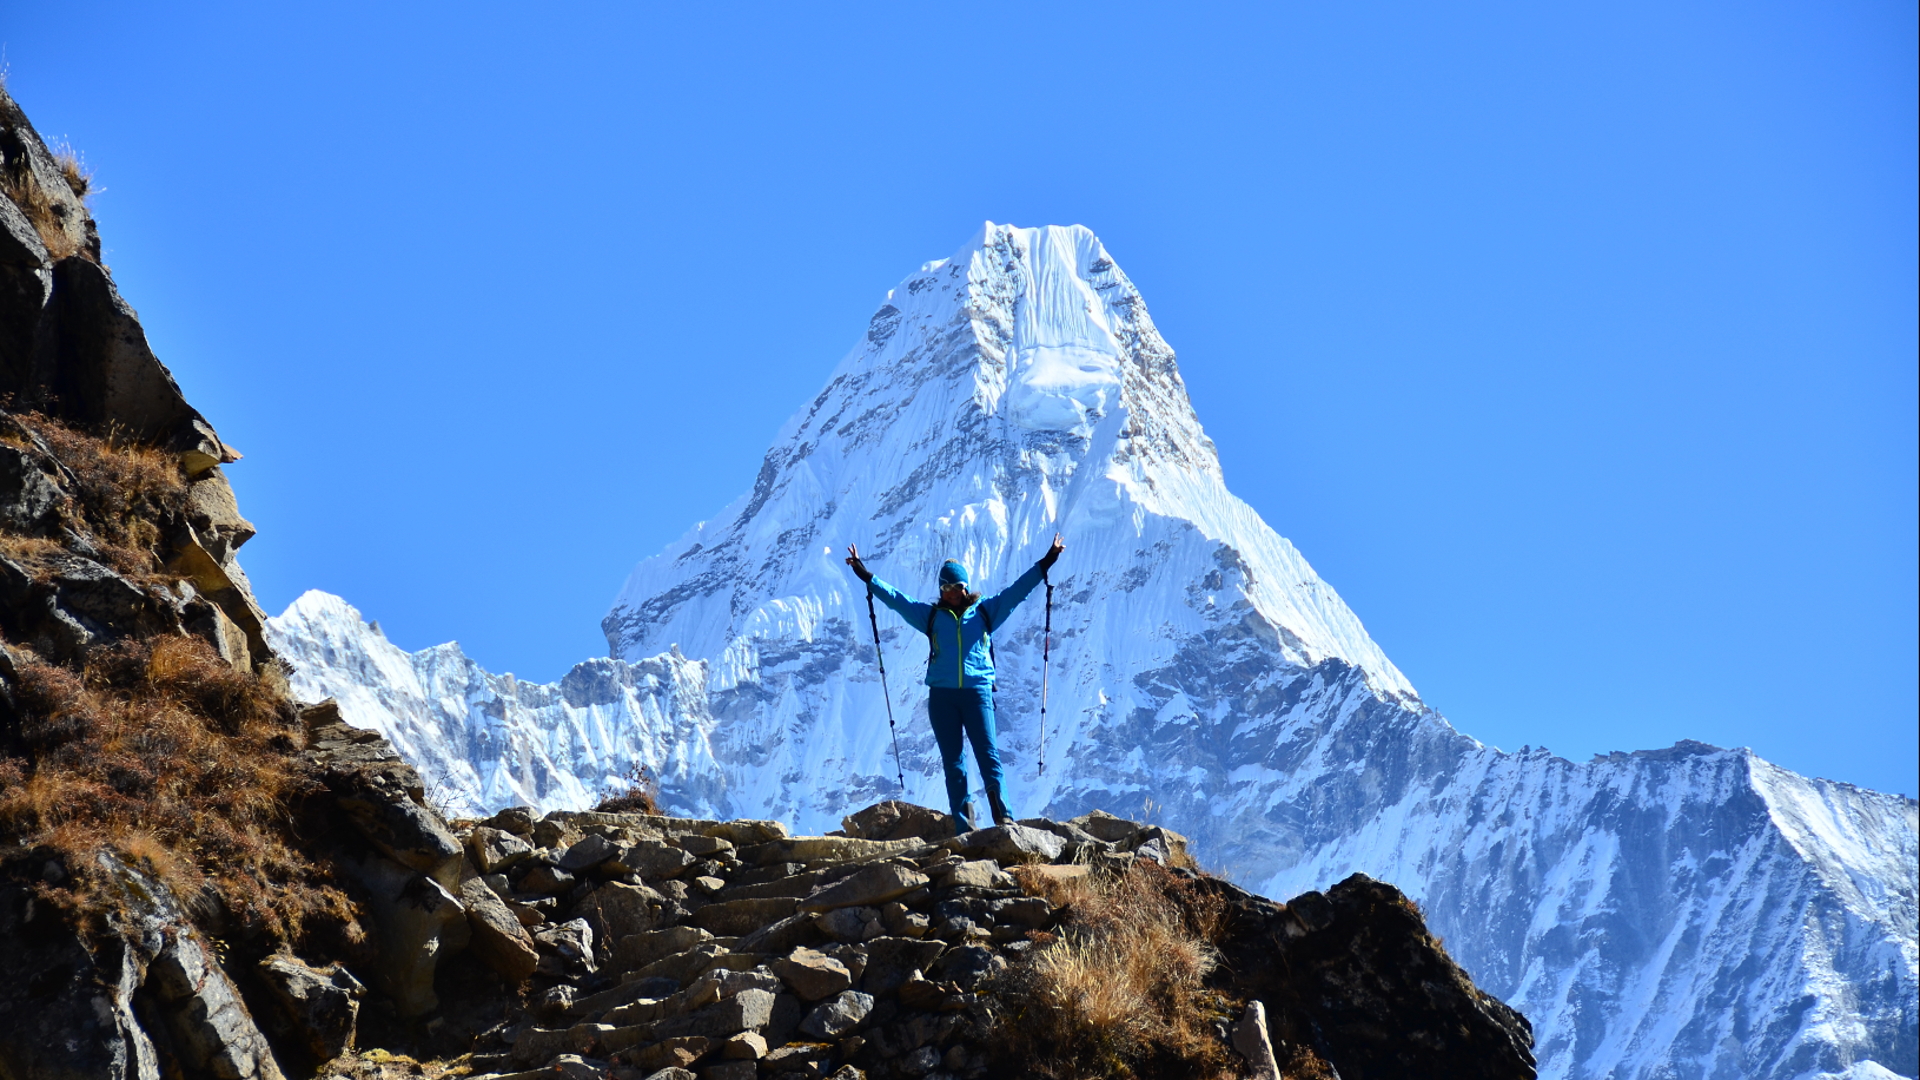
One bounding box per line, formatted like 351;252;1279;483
610;838;696;879
945;823;1063;864
840;800;956;842
936;859;1009;890
575;878;665;944
799;863;929;912
469;826;534;873
460;877;539;982
1233;1000;1281;1080
612;925;713;974
771;946;854;1001
799;990;874;1039
345;849;469;1017
533;918;597;978
257;953;364;1060
559;833;621;872
692;896;798;935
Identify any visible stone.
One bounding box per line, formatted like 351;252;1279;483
487;805;538;836
613;925;714;974
936;860;1008;890
469;826;534;873
518;863;577;895
344;850;469;1016
989;897;1053;929
1233;1000;1281;1080
674;833;735;856
612;839;698;880
535;917;598;977
699;1063;756;1080
931;946;1002;990
816;905;882;943
548;1056;614;1080
720;1030;768;1059
692;896;799;935
628;1036;712;1073
576;879;665;944
256;954;365;1061
800;863;930;912
1015;863;1090;886
744;835;927;866
901;1045;941;1075
840;801;957;842
735;912;820;956
772;946;854;1001
799;990;875;1039
1066;809;1141;843
462;877;540;982
638;1070;696;1080
860;936;948;996
560;832;622;872
651;987;777;1040
761;1043;836;1075
945;823;1063;864
683;968;783;1008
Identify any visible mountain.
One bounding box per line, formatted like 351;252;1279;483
269;222;1918;1080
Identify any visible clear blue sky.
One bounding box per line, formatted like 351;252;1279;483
5;3;1913;797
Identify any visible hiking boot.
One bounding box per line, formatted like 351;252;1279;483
988;793;1013;828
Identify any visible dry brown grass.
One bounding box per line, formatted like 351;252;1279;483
0;161;79;260
593;760;661;815
0;634;359;950
9;411;189;579
48;139;93;199
992;860;1241;1079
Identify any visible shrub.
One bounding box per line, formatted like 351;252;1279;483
991;860;1240;1079
7;411;190;579
593;759;661;815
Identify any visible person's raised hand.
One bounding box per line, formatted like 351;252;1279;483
844;543;873;583
1041;533;1065;570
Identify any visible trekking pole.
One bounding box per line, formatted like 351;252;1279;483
866;583;908;795
1038;572;1053;775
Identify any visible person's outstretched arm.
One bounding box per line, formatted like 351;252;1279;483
981;534;1065;625
846;543;932;626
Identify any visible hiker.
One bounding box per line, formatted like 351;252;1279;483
845;536;1065;833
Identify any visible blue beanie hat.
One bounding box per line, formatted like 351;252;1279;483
939;560;969;587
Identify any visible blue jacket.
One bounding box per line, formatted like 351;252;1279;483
868;559;1050;688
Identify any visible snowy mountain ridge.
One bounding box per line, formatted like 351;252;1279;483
267;223;1916;1080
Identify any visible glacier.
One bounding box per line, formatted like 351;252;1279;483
268;222;1917;1080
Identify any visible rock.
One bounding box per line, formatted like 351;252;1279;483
469;826;534;873
799;990;875;1039
800;863;930;912
0;445;61;533
650;987;776;1040
761;1043;836;1075
461;877;540;982
345;849;469;1016
560;833;621;872
628;1036;712;1073
1014;863;1090;886
743;835;926;866
772;946;854;1000
613;925;714;973
700;1063;756;1080
548;1056;615;1080
945;823;1063;864
1233;1000;1281;1080
487;805;538;836
674;833;735;856
860;937;948;996
257;953;364;1060
1066;809;1140;843
721;1031;768;1059
692;896;799;935
936;860;1008;890
611;839;697;879
735;913;820;956
840;801;957;842
931;945;1001;990
518;863;577;895
575;878;665;943
684;968;784;1008
534;917;597;978
640;1070;697;1080
816;905;883;943
901;1045;942;1075
989;897;1053;929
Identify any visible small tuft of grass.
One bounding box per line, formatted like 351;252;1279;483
48;139;93;199
993;860;1240;1079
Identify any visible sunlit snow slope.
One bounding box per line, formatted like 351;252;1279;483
270;223;1916;1080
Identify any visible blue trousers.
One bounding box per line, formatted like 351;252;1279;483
928;686;1005;833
